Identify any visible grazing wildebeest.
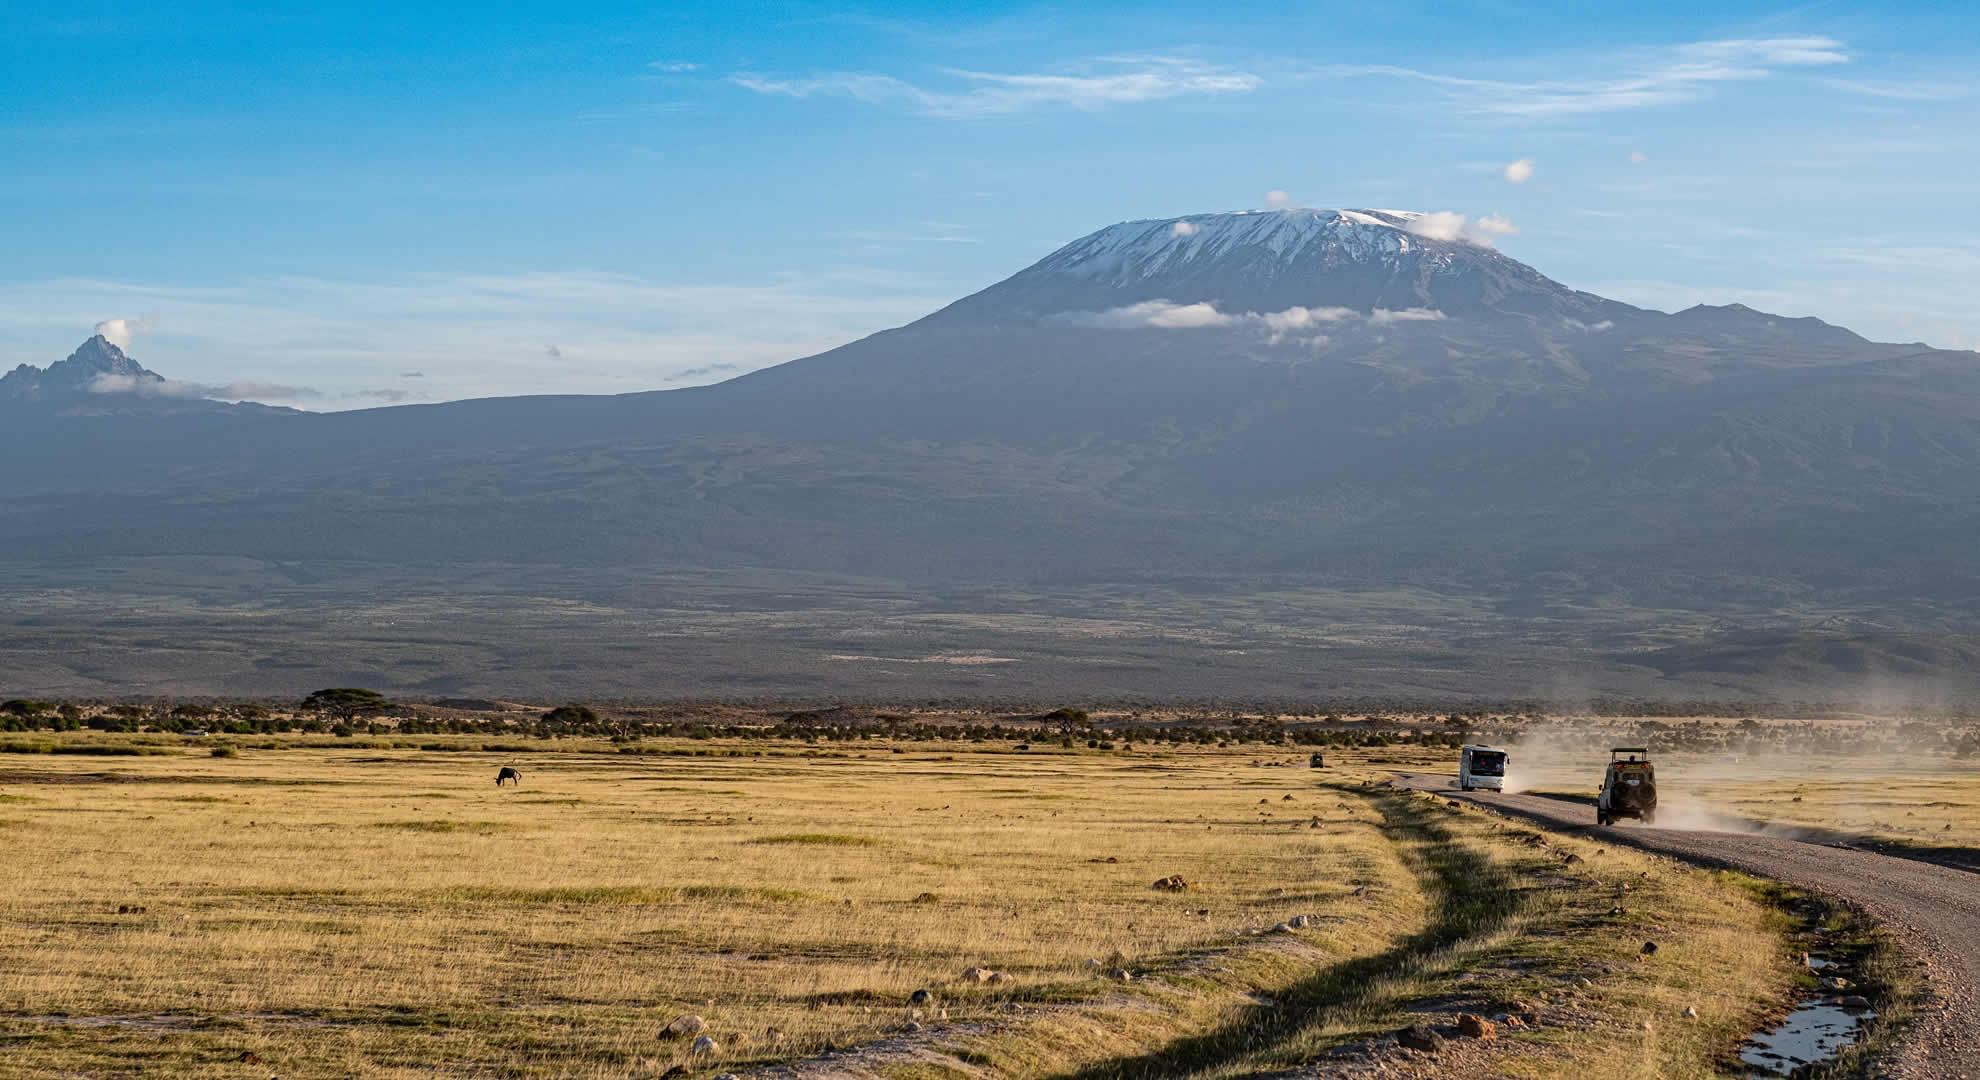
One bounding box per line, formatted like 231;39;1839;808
495;766;521;786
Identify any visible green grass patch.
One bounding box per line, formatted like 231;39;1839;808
0;794;37;804
745;832;878;847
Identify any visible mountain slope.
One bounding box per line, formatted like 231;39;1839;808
6;208;1980;698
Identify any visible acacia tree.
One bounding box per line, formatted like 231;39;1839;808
541;704;600;726
301;688;392;725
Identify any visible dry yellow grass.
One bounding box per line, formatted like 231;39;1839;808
0;737;1802;1078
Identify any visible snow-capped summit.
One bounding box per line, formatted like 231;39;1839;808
926;207;1633;327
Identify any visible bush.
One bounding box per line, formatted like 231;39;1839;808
210;746;238;758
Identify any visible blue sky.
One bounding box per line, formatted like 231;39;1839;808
3;1;1975;406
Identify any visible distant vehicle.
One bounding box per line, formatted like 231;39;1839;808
1457;745;1508;791
1309;752;1326;768
1597;747;1657;825
182;729;209;737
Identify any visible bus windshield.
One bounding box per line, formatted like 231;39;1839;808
1469;751;1506;776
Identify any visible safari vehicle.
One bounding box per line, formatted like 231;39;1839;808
1597;747;1657;825
1457;745;1507;791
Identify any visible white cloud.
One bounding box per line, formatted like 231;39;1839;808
732;57;1260;118
1170;221;1200;237
1068;299;1233;329
93;317;147;349
649;61;698;73
1503;158;1535;183
1629;150;1648;164
1405;211;1517;247
1367;307;1446;325
1405;211;1467;242
1263;190;1292;209
1067;301;1433;337
1327;36;1848;116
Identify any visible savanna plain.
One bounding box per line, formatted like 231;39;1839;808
0;723;1958;1079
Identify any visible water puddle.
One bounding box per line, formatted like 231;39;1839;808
1739;997;1875;1076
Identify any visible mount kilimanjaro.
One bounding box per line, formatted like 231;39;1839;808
5;208;1980;700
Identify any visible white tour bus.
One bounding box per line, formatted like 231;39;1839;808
1458;744;1509;792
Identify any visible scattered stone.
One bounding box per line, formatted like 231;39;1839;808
904;1021;923;1033
1682;1005;1698;1019
1289;914;1311;929
1447;800;1463;809
1397;1023;1444;1053
1457;1014;1496;1039
664;1015;707;1038
1108;968;1133;982
1640;941;1659;955
1152;875;1189;892
1822;976;1854;992
1002;1002;1025;1014
236;1051;263;1065
961;966;992;983
988;971;1009;984
1608;906;1626;916
1084;958;1102;968
1562;853;1584;865
909;989;934;1005
1841;995;1873;1011
690;1035;718;1055
1273;922;1293;934
1283;794;1294;801
912;892;940;903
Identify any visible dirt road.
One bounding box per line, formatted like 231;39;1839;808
1398;774;1980;1079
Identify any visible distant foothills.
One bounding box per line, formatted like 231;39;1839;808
7;207;1980;701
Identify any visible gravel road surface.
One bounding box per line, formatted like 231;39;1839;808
1399;773;1980;1079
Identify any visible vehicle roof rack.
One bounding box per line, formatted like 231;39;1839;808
1611;747;1648;753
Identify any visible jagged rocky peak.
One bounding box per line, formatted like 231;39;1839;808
924;207;1638;327
2;334;164;402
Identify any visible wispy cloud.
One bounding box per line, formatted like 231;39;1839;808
1820;78;1966;101
648;61;698;73
731;57;1261;118
90;374;321;403
1326;36;1847;116
663;363;740;383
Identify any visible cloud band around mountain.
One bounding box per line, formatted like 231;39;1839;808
1061;301;1443;340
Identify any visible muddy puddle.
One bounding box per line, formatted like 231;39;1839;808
1740;997;1875;1076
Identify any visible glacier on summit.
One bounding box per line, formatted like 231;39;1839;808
924;207;1629;327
